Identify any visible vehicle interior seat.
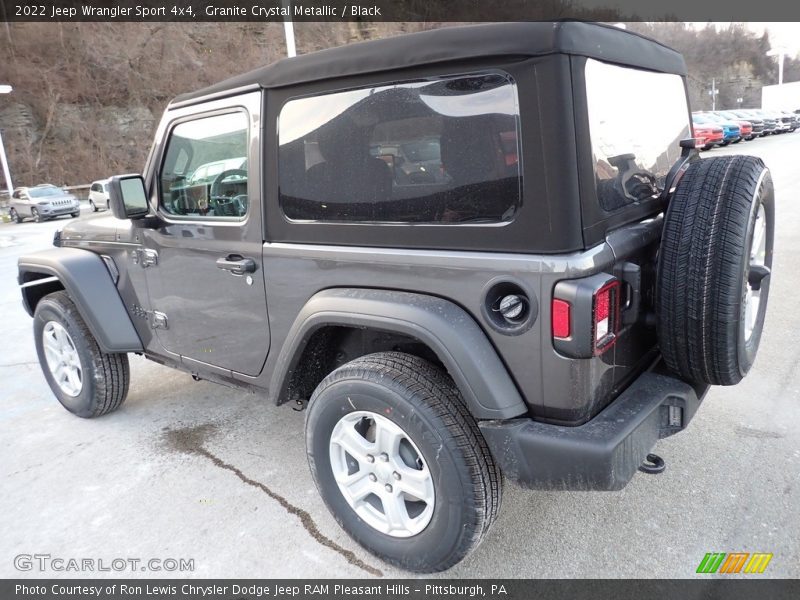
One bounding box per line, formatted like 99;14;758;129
305;121;392;210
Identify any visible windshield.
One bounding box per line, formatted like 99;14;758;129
401;140;440;163
28;185;66;198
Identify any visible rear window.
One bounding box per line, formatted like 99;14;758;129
585;59;691;212
278;73;521;224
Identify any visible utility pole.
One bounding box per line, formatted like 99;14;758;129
0;84;14;200
709;78;719;111
282;0;296;57
766;48;788;85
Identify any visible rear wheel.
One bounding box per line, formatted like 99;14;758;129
657;155;774;385
90;199;97;212
34;291;130;417
9;208;22;223
305;352;501;572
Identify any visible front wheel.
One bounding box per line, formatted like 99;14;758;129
31;207;42;222
305;352;501;573
71;211;80;218
34;291;130;417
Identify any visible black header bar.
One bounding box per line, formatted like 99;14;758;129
2;0;800;22
3;579;800;600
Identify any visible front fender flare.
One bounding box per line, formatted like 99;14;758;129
18;248;143;353
270;288;528;420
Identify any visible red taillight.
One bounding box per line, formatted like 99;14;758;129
552;299;571;339
593;280;620;354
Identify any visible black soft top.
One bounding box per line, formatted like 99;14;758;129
172;21;686;105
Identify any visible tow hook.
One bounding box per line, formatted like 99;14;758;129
638;453;666;474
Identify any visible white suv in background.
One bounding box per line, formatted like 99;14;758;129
88;179;110;211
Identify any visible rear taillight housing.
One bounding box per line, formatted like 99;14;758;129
552;273;622;358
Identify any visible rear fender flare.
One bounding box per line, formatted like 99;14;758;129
269;288;528;420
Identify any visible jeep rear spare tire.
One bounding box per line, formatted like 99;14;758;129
657;155;774;385
305;352;501;573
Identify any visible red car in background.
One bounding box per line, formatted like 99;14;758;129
692;123;724;150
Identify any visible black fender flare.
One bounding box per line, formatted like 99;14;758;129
18;248;143;353
269;288;528;420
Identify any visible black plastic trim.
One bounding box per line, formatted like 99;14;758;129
18;248;143;353
269;288;528;420
479;370;709;490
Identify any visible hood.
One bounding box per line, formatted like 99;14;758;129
59;215;118;244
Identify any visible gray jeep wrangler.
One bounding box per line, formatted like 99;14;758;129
17;22;774;572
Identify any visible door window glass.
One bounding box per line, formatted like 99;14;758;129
160;112;249;218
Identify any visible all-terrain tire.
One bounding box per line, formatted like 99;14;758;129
34;290;130;417
305;351;501;572
657;155;774;385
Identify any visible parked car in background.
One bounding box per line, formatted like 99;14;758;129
740;109;778;134
693;112;741;145
761;110;791;133
186;156;247;186
692;122;724;150
716;111;758;140
778;111;798;132
719;110;765;137
9;184;81;223
88;179;110;212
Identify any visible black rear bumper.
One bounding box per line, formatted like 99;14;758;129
479;371;709;491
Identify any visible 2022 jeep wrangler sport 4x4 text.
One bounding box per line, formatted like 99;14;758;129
17;22;774;572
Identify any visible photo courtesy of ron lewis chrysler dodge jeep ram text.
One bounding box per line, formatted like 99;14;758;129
17;22;775;572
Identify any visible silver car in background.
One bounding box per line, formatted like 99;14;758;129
9;184;81;223
88;179;111;212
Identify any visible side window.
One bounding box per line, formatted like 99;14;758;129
159;112;249;218
12;190;20;199
91;183;99;192
278;73;521;224
585;59;691;212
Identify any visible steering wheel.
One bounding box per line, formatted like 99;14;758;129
210;169;247;200
607;154;658;202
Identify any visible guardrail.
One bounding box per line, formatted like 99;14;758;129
63;184;92;200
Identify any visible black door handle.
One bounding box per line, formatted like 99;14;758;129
216;255;257;275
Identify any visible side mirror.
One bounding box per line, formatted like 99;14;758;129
108;174;149;220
